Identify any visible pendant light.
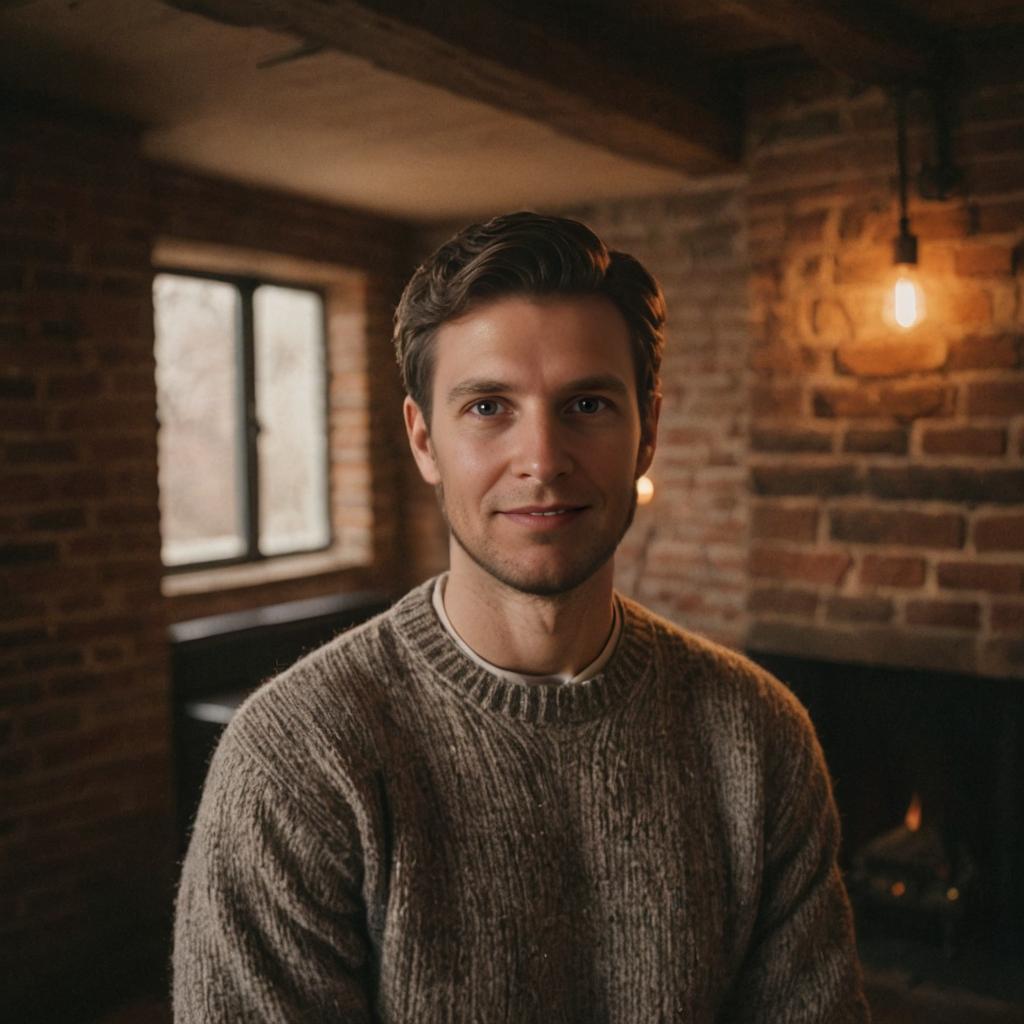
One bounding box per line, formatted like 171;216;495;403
888;87;924;330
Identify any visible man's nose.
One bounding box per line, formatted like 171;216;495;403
512;411;574;483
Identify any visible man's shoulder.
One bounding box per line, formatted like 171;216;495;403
621;594;812;733
216;579;436;784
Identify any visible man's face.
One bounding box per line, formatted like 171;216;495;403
404;294;658;597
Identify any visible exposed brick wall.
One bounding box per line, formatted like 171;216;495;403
1;103;418;1018
745;68;1024;679
1;103;174;1018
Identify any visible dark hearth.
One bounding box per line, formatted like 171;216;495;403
749;650;1023;1003
849;793;976;954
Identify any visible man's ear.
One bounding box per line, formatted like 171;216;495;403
636;393;661;477
404;396;442;486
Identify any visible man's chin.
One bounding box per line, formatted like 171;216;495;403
451;536;614;598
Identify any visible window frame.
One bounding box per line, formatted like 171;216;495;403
153;266;333;574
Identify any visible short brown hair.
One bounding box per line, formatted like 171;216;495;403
394;211;665;426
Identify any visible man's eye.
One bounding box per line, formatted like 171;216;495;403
470;399;501;417
571;396;605;414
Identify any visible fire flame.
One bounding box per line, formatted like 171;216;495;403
904;793;922;833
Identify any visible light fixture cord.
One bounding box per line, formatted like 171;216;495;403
896;86;911;236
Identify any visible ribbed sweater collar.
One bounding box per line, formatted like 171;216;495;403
388;578;656;726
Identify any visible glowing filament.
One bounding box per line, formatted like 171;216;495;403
893;275;920;329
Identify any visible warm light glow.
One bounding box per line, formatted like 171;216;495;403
946;887;960;902
636;475;654;506
890;881;906;898
904;793;922;833
890;271;924;330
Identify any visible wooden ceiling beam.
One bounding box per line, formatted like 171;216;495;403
162;0;740;175
713;0;935;84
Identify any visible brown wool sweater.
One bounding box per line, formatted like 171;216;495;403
173;579;869;1023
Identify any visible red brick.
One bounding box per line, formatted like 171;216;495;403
946;333;1021;371
1;474;51;504
812;384;955;420
751;383;802;417
966;379;1024;417
878;384;957;421
825;595;893;623
950;289;995;330
835;250;888;285
906;599;981;628
25;508;87;532
22;707;83;738
748;587;818;616
830;508;965;548
751;503;819;542
45;372;104;401
5;440;78;464
749;545;852;585
751;463;861;496
750;429;832;453
0;542;59;566
968;156;1024;196
859;554;926;588
835;338;947;377
975;198;1024;234
0;376;37;401
0;405;48;431
842;428;908;454
921;426;1007;456
868;466;1024;504
992;603;1024;633
974;514;1024;552
937;561;1024;593
954;245;1014;276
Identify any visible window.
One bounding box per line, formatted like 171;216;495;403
153;271;331;570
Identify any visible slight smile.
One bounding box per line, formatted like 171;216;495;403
499;505;588;528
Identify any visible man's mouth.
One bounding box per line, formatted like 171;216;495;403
503;505;585;516
498;504;588;527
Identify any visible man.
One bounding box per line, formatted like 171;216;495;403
173;212;869;1022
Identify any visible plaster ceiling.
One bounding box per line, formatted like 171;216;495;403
0;0;700;223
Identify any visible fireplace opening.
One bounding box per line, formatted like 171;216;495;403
749;650;1024;1007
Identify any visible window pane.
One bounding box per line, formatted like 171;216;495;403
254;285;330;556
154;274;245;566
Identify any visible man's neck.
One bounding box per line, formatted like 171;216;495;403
442;552;616;678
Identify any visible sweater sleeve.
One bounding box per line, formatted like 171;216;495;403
722;693;870;1023
172;720;377;1023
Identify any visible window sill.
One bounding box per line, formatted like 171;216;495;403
161;548;357;597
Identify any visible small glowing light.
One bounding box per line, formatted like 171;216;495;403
946;887;960;902
890;881;906;898
636;475;655;506
893;275;920;328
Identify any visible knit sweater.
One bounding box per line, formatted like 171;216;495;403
173;579;869;1023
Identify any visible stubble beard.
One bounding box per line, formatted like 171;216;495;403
436;482;639;598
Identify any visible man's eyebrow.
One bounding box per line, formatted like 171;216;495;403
445;375;631;405
445;379;512;404
565;375;630;396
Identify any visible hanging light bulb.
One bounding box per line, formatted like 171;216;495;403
893;273;921;328
887;87;924;331
887;262;926;330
